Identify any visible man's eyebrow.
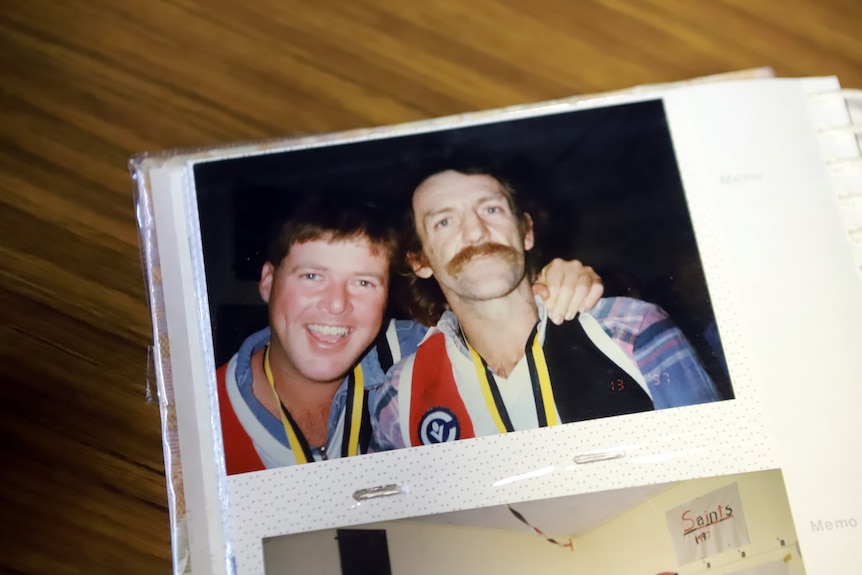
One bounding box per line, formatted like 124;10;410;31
422;193;505;217
477;194;507;205
421;206;455;223
354;271;387;282
285;263;329;273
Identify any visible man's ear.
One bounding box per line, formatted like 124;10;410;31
259;262;275;303
407;251;434;279
523;213;535;251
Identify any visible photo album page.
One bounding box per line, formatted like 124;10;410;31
133;75;862;575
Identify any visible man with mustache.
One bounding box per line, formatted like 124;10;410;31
216;192;604;473
372;168;720;449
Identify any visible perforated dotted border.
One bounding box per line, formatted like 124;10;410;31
228;398;775;572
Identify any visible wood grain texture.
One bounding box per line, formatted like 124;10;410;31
1;1;859;573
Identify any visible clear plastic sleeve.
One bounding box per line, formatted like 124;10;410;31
130;70;862;575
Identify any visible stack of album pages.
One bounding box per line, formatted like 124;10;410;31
131;68;861;575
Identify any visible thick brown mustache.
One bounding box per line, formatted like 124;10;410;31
446;242;518;275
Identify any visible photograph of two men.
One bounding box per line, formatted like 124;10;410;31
194;98;733;475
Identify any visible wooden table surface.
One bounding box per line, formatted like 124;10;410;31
1;1;860;573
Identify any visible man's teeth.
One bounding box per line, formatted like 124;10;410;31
308;324;349;337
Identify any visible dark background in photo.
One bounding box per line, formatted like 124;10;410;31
336;529;392;575
194;99;733;400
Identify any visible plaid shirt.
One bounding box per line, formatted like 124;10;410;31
371;296;721;451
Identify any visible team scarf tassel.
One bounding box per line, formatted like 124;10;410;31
507;505;574;551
